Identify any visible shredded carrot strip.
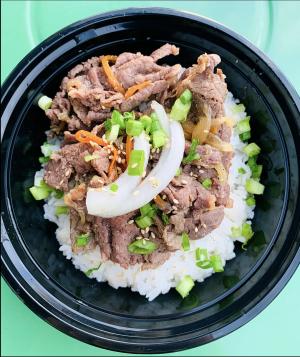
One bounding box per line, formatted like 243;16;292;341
101;55;125;94
75;130;118;176
124;81;151;99
154;195;167;210
126;135;133;164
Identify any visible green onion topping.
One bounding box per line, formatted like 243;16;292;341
38;95;52;110
140;115;152;134
243;143;261;157
128;239;157;254
126;119;144;137
245;178;265;195
111;110;125;129
55;206;69;216
246;195;256;206
175;275;195;298
135;215;153;229
236;116;250;134
238;167;246;174
39;156;50;164
75;233;90;247
202;178;212;189
181;232;190;251
175;167;182;177
230;226;241;238
170;93;192;122
239;131;251;142
85;264;101;276
161;212;170;225
127;150;145;176
182;139;200;164
110;183;119;192
84;153;100;162
106;124;120;142
152;130;166;148
210;255;224;272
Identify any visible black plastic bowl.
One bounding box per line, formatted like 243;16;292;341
1;8;300;354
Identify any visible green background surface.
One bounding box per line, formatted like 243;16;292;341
1;1;299;356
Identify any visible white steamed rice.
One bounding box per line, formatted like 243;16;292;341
40;92;254;301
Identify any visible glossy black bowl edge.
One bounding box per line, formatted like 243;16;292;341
1;7;300;354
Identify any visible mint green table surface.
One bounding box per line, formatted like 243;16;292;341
1;1;299;356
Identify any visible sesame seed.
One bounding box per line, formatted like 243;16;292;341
151;232;156;238
156;148;160;154
149;155;153;160
202;223;207;228
195;227;198;232
141;229;145;234
120;144;124;150
117;150;121;155
162;194;167;200
151;148;156;153
145;227;150;233
173;198;179;204
190;172;194;177
199;169;204;174
144;237;150;241
133;190;139;196
128;219;134;225
142;171;147;178
109;155;113;160
136;236;143;240
131;163;138;168
172;205;178;211
181;180;188;185
121;159;126;164
117;157;122;163
148;176;160;188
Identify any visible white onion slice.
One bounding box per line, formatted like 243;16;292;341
86;132;150;217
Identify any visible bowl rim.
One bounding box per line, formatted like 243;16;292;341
1;7;300;354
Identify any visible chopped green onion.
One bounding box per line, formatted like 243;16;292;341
123;111;135;121
243;143;261;157
247;156;257;170
38;95;52;110
170;96;192;122
175;275;195;298
75;233;90;247
175;168;182;177
182;139;200;164
54;190;64;199
110;183;119;192
85;264;101;276
196;260;213;269
111;110;125;129
41;142;53;157
128;239;157;254
238;167;246;174
233;103;245;113
55;206;69;215
251;164;263;179
181;232;190;251
152;130;166;148
127;150;145;176
106;124;120;142
195;248;208;261
202;178;212;189
140;203;157;218
104;119;112;131
239;131;251;142
29;186;50;200
179;89;193;104
135;215;153;229
39;156;50;164
246;195;256;206
241;223;254;241
84;153;100;162
126;119;144;136
150;113;161;133
245;178;265;195
210;255;224;272
230;226;241;238
161;212;169;225
140;115;152;134
236;116;250;134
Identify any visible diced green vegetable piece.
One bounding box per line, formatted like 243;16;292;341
38;95;52;110
161;212;169;225
230;226;241;238
175;168;182;177
110;183;119;192
104;119;112;131
128;150;145;176
182;139;200;164
123;111;135;121
111;110;125;129
202;178;212;189
150;113;161;133
241;223;254;241
175;275;195;298
236;117;250;134
247;156;257;170
75;233;90;247
179;89;192;104
233;103;245;113
246;195;256;206
251;164;263;179
140;203;157;218
196;260;213;269
195;248;208;261
54;190;64;199
152;130;166;148
29;186;50;200
245;178;265;194
39;156;50;164
239;131;251;142
41;142;53;157
55;206;69;215
238;167;246;174
128;239;157;254
106;124;120;142
135;215;153;229
126;119;144;137
170;97;191;122
140;115;152;134
181;232;190;251
243;143;261;157
84;153;100;162
210;255;224;272
85;264;101;276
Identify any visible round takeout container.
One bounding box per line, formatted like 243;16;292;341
1;8;300;354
